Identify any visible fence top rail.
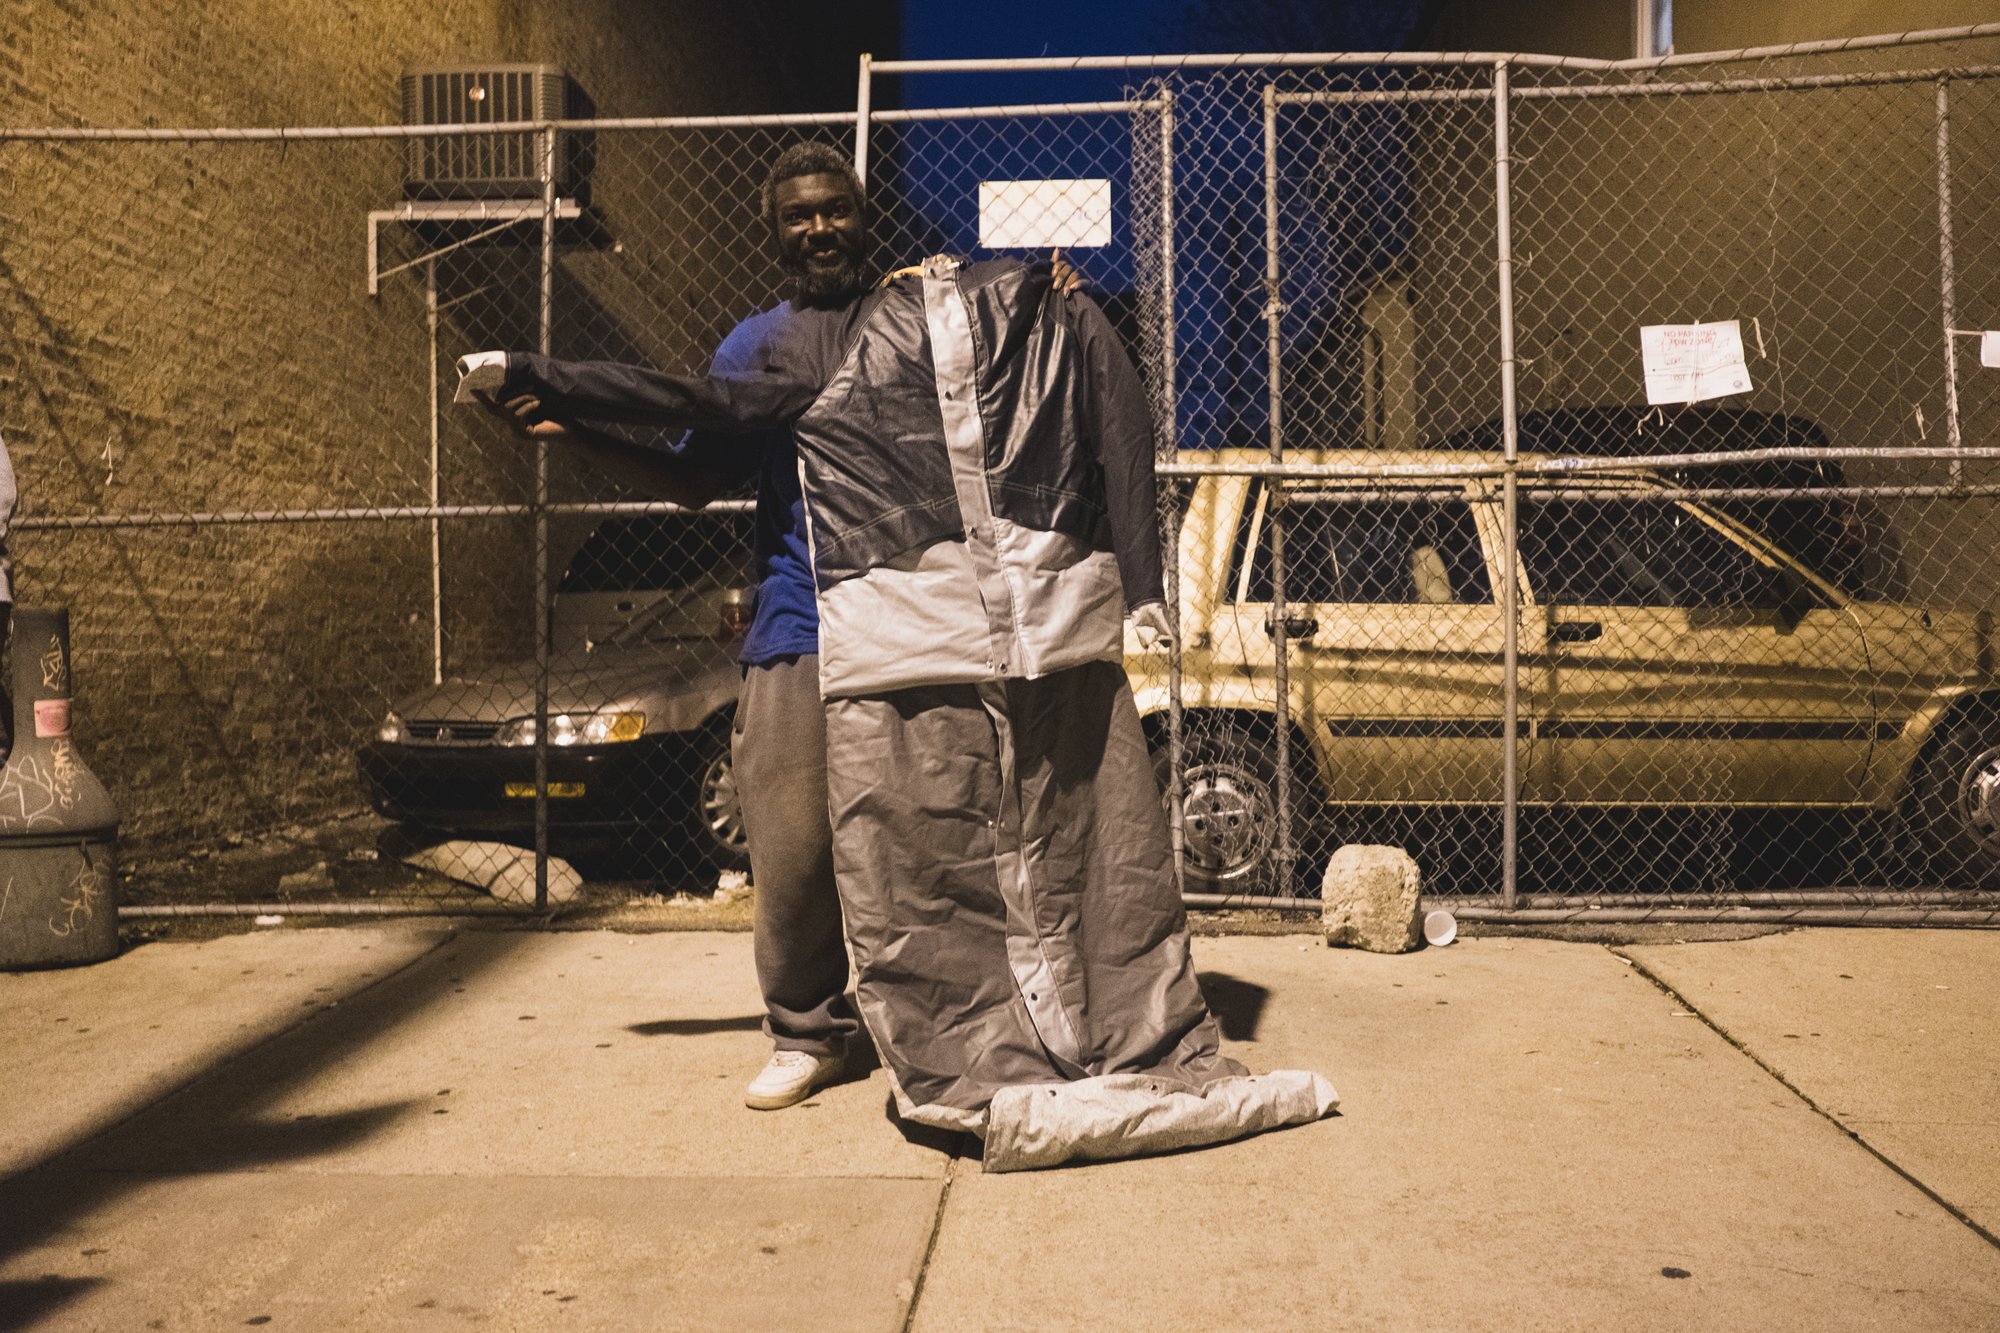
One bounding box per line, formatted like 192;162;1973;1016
872;99;1162;122
871;50;1619;74
1278;63;2000;107
872;21;2000;77
1159;446;2000;482
13;498;754;531
0;111;854;142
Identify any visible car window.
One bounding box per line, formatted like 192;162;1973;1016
603;570;745;646
1517;497;1788;609
560;512;753;594
1245;495;1493;605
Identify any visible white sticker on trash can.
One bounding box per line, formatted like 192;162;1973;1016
34;699;69;738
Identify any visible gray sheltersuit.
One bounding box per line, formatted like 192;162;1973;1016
502;257;1336;1169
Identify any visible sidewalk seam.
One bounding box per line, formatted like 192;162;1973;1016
1611;945;2000;1254
899;1149;963;1333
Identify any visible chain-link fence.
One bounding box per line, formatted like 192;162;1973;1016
1117;30;2000;922
8;25;2000;921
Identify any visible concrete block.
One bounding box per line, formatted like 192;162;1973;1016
1320;844;1422;953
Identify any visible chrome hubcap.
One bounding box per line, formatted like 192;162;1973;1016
1956;744;2000;847
1177;763;1275;880
702;752;747;852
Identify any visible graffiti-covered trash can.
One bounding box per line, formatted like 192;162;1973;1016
0;608;120;969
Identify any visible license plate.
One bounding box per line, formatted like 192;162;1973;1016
503;782;585;799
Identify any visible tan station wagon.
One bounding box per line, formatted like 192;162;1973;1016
1130;450;2000;894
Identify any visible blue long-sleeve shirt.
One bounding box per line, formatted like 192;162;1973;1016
676;303;821;667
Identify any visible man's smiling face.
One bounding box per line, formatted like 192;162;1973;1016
773;171;868;306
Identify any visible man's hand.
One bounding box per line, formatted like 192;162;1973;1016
1051;248;1087;295
1129;600;1174;651
494;392;576;438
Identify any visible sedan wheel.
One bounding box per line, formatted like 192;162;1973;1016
1156;726;1297;895
1953;743;2000;848
695;733;751;870
1910;718;2000;889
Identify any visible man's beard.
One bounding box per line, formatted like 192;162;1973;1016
786;240;870;306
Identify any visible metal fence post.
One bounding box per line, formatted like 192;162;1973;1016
1493;59;1523;912
1936;75;1964;490
1159;88;1188;892
855;53;873;186
534;121;557;913
426;258;444;687
1262;81;1295;882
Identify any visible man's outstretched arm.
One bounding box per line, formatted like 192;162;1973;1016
489;351;820;435
491;394;728;509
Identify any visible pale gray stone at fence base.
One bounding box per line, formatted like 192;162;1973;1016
276;861;334;894
400;840;582;905
1321;844;1423;953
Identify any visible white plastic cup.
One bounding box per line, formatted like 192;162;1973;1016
1423;909;1458;947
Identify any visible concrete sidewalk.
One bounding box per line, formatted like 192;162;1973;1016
1;925;1995;1331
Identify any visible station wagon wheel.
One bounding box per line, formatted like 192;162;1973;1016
1910;717;2000;890
693;727;751;871
1156;725;1298;896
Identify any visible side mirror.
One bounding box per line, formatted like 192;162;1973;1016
1774;566;1818;634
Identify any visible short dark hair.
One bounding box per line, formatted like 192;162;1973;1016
762;142;865;235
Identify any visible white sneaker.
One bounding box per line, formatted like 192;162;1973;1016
745;1049;844;1111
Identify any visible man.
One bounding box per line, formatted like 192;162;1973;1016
473;246;1336;1169
494;145;1100;1115
494;144;875;1112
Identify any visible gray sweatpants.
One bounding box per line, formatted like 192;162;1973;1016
733;654;857;1057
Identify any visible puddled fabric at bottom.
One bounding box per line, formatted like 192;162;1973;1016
824;660;1338;1172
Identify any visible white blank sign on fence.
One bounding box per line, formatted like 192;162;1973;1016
1640;320;1753;405
978;178;1113;249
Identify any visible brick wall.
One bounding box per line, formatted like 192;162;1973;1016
0;3;892;854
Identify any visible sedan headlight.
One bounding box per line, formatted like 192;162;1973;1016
375;711;406;744
494;711;647;747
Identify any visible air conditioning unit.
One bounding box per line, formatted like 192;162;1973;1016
401;64;580;200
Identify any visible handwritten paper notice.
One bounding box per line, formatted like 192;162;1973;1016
1640;320;1753;405
978;179;1113;249
1981;331;2000;368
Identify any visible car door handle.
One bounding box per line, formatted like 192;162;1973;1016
1264;612;1318;640
1552;621;1603;644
